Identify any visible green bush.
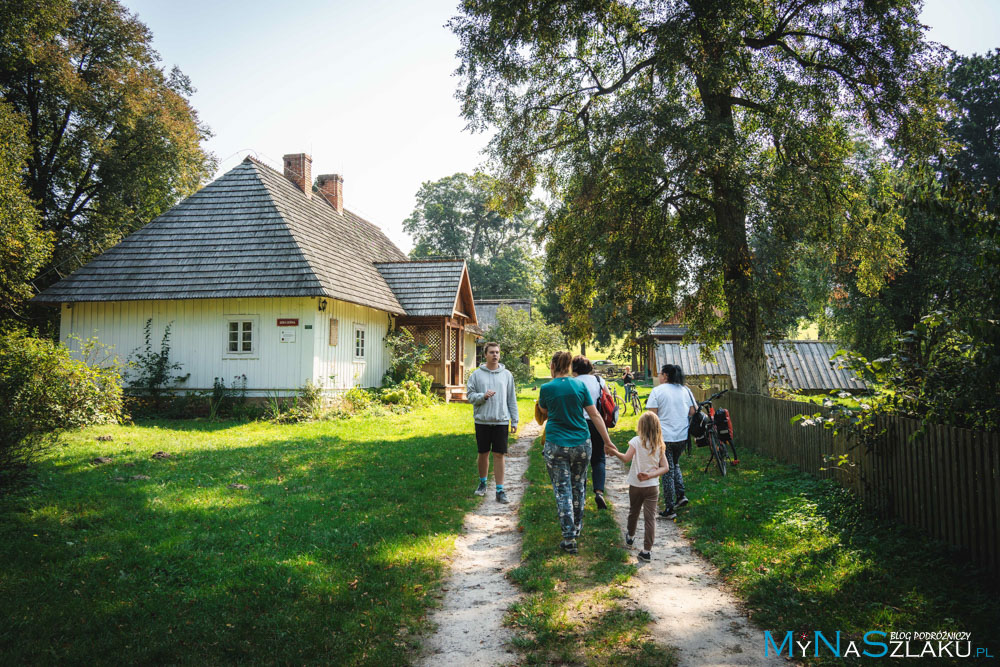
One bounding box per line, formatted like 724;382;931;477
342;386;374;412
382;328;433;393
0;330;123;487
381;380;432;406
488;305;563;386
124;319;188;410
208;374;248;420
414;370;433;395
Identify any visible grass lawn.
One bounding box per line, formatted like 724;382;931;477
676;447;1000;664
0;399;530;665
513;379;1000;664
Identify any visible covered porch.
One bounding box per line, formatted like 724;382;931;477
375;259;480;402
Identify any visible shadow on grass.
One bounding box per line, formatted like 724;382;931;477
0;418;482;666
678;449;1000;664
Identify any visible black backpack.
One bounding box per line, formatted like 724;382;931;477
689;411;712;447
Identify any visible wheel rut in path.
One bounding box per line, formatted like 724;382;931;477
416;422;539;667
604;453;788;667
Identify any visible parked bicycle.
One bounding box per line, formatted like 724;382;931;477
689;389;739;476
610;385;626;414
623;382;642;415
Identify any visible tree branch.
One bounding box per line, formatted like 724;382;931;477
730;96;767;112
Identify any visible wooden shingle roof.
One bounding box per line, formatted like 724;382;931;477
654;341;867;391
375;260;475;319
34;158;409;314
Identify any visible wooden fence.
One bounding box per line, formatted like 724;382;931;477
714;391;1000;580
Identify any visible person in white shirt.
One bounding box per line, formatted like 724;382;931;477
605;412;670;562
571;356;609;510
644;364;696;519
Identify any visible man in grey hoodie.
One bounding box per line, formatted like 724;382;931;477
466;341;519;503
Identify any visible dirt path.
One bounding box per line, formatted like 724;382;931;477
604;453;787;667
416;422;540;667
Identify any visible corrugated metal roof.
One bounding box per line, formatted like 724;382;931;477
33;158;409;314
375;260;468;317
654;341;866;391
474;299;532;330
649;323;688;337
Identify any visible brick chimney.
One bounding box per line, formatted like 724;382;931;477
316;173;344;214
283;153;312;198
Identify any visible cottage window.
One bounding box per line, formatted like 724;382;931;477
227;319;255;354
354;324;365;360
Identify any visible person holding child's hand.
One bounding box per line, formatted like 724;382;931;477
606;412;671;563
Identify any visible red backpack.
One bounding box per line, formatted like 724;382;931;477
595;377;619;429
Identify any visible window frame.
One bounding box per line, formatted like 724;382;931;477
223;315;260;359
353;323;366;362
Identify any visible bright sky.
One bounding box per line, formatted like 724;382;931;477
122;0;1000;253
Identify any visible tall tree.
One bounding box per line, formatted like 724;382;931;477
404;172;541;297
0;102;52;313
946;49;1000;204
818;50;1000;358
452;0;938;394
0;0;214;302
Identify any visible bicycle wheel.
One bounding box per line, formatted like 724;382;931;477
710;430;727;476
614;393;625;412
630;393;642;416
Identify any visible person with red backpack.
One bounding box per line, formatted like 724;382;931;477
571;355;615;510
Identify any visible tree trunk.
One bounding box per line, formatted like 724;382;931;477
580;341;586;355
630;327;638;372
701;90;770;395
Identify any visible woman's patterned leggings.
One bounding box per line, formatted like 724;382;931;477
543;440;592;540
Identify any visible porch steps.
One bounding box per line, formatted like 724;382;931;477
437;386;468;403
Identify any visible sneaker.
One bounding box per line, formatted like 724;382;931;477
595;492;608;510
675;496;690;508
560;539;578;554
496;490;510;504
637;551;651;563
474;480;487;496
624;532;635;546
659;508;677;520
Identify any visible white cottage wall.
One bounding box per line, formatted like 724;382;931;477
311;299;392;391
59;297;391;395
464;331;477;375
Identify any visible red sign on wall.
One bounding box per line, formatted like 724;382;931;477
276;318;299;327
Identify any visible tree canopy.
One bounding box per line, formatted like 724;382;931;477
0;0;214;317
810;50;1000;429
404;172;541;298
487;305;562;385
452;0;940;394
0;102;52;313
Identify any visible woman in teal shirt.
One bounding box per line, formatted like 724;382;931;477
537;350;614;553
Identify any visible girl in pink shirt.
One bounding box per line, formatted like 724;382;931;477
606;412;670;562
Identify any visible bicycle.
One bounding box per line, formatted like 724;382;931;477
610;385;626;414
624;382;642;415
691;389;739;476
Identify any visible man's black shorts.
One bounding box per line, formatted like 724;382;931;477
475;423;509;454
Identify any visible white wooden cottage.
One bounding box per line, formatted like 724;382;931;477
34;154;479;401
